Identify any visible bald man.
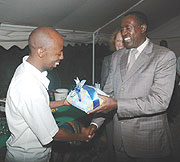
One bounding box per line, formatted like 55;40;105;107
5;27;90;162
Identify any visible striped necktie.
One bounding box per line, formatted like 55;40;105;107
127;48;138;71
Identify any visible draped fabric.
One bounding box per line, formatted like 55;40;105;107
0;44;110;98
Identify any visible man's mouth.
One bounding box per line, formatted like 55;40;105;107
124;37;131;42
55;62;59;66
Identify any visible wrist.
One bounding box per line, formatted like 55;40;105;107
90;124;98;130
112;98;118;109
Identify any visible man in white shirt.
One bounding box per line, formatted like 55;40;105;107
5;27;90;162
87;11;176;162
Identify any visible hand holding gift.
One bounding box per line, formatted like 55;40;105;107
87;94;117;114
67;77;109;113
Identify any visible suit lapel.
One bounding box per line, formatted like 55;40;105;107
120;49;129;82
122;41;153;83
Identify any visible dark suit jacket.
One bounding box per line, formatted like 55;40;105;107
100;54;112;89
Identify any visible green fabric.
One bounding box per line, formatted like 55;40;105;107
0;117;10;148
54;105;86;126
0;134;10;148
0;106;85;148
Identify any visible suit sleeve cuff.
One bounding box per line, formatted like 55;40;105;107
90;122;98;129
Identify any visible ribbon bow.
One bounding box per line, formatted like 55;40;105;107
73;77;100;108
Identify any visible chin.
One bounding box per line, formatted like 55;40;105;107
47;68;53;71
124;45;132;49
124;42;133;49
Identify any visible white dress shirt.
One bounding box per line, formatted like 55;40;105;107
5;56;59;162
127;37;149;64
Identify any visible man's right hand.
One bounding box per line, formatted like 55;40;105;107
87;124;97;139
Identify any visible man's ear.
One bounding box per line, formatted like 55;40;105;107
37;48;46;58
141;24;147;33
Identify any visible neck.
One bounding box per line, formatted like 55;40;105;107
27;55;44;72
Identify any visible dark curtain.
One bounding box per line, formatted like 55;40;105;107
0;46;29;97
0;44;110;98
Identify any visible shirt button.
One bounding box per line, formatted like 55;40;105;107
120;87;124;91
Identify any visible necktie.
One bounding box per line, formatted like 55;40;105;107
127;48;138;71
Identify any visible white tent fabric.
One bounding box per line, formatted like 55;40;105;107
0;23;110;49
0;0;141;49
0;24;109;49
0;0;179;50
149;14;180;57
0;24;32;49
1;0;179;84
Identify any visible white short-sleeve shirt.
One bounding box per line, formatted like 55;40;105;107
5;56;59;162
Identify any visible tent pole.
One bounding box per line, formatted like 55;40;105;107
92;33;95;85
93;0;144;34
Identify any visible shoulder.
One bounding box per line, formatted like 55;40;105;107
153;43;175;56
147;42;176;61
148;43;176;71
112;48;126;57
111;48;127;63
103;54;112;62
10;68;39;94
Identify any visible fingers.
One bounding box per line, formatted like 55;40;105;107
87;107;102;114
86;133;95;142
64;99;70;106
87;95;108;114
98;94;108;101
88;96;117;114
85;125;97;140
80;127;94;142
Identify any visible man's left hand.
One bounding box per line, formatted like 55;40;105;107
88;95;117;114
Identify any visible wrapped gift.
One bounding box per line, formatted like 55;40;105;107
67;77;108;113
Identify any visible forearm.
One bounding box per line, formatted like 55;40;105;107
49;99;67;109
54;129;86;141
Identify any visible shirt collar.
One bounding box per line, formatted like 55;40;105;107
136;37;149;53
129;37;149;60
22;56;50;89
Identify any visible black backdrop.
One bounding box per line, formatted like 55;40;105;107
0;44;111;98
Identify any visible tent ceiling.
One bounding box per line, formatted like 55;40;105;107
0;0;141;33
0;0;180;48
0;0;179;33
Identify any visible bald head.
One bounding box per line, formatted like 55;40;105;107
27;26;64;72
28;26;63;55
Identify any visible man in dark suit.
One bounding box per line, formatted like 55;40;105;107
88;11;176;162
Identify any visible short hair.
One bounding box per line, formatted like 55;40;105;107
123;11;148;30
160;40;168;48
109;29;121;52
